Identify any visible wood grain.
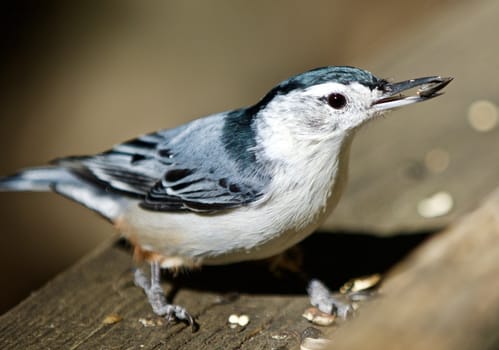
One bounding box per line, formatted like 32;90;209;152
326;188;499;350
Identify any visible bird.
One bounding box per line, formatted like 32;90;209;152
0;66;452;329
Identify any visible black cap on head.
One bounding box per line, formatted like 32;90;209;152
281;66;384;91
252;66;387;113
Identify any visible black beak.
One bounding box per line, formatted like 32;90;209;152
373;76;453;111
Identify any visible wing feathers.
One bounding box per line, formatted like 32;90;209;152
53;115;271;213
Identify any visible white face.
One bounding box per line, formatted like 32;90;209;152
259;82;385;142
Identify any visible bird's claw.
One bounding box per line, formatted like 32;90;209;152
160;303;198;331
134;263;198;331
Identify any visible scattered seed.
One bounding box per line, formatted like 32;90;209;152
102;313;123;325
228;314;239;324
238;314;250;327
138;318;163;327
340;274;381;294
302;307;336;326
228;313;250;328
300;337;332;350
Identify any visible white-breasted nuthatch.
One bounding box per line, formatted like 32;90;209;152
0;66;452;329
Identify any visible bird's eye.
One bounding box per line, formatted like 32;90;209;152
327;93;347;109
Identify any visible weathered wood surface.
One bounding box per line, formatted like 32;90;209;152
0;240;309;350
325;188;499;350
0;232;428;349
1;188;498;350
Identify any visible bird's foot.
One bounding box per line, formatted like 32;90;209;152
134;262;198;331
307;279;354;319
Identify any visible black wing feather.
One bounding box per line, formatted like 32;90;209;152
54;113;270;213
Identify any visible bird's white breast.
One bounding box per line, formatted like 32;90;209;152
120;131;353;268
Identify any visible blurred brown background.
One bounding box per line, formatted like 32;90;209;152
1;0;498;313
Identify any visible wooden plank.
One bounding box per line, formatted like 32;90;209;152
2;189;498;349
3;185;498;349
0;232;430;349
0;238;310;349
323;188;499;350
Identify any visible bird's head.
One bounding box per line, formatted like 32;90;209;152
252;66;452;143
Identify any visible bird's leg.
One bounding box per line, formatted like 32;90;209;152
307;279;353;319
134;261;198;330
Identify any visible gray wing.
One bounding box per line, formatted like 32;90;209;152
55;111;271;213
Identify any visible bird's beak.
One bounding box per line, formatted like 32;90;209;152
372;76;453;111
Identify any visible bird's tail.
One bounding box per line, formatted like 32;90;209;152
0;167;75;192
0;166;126;221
